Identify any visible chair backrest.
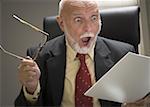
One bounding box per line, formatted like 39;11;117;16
43;6;140;53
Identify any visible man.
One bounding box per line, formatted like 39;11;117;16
15;0;150;107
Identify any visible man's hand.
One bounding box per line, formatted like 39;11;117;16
18;57;41;94
122;94;150;107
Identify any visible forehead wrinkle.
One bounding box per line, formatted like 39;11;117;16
71;9;99;17
68;0;98;8
70;1;93;7
60;0;99;16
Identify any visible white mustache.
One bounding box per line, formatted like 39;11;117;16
80;32;95;39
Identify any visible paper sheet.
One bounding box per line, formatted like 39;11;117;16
85;52;150;103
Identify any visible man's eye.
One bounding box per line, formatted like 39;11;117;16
91;15;98;21
74;17;82;23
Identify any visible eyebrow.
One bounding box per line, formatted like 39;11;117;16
71;12;83;16
71;11;98;16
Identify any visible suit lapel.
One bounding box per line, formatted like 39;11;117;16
45;36;66;105
95;37;118;107
94;37;114;81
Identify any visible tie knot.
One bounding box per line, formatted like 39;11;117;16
77;53;86;62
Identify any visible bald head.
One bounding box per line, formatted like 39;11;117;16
58;0;100;16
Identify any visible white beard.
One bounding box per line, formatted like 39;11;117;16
72;35;97;54
64;20;101;54
65;31;97;54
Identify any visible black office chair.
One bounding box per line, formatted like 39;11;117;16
43;6;140;53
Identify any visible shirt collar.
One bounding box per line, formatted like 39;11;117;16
65;38;95;61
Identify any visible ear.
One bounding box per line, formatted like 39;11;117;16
56;16;65;32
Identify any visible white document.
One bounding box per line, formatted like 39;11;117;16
85;52;150;103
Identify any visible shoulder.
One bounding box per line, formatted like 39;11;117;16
26;35;65;69
97;36;135;53
96;37;135;62
41;35;65;54
27;35;65;58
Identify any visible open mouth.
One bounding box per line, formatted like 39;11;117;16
81;37;91;46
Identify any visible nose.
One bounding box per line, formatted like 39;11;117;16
83;22;92;32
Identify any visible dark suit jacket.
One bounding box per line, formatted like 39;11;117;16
15;35;135;107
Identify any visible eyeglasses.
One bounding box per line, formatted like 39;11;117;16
0;44;24;60
0;14;49;60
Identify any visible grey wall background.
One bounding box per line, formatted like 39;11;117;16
1;0;59;106
146;0;150;55
138;0;150;56
0;0;2;106
146;0;150;37
0;0;150;106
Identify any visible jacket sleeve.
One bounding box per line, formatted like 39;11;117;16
14;45;45;106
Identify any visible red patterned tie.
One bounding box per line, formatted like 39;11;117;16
75;53;93;107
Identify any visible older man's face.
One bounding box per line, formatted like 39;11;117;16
58;0;101;53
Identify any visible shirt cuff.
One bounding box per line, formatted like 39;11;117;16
23;81;40;103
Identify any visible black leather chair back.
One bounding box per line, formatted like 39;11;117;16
43;6;140;53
